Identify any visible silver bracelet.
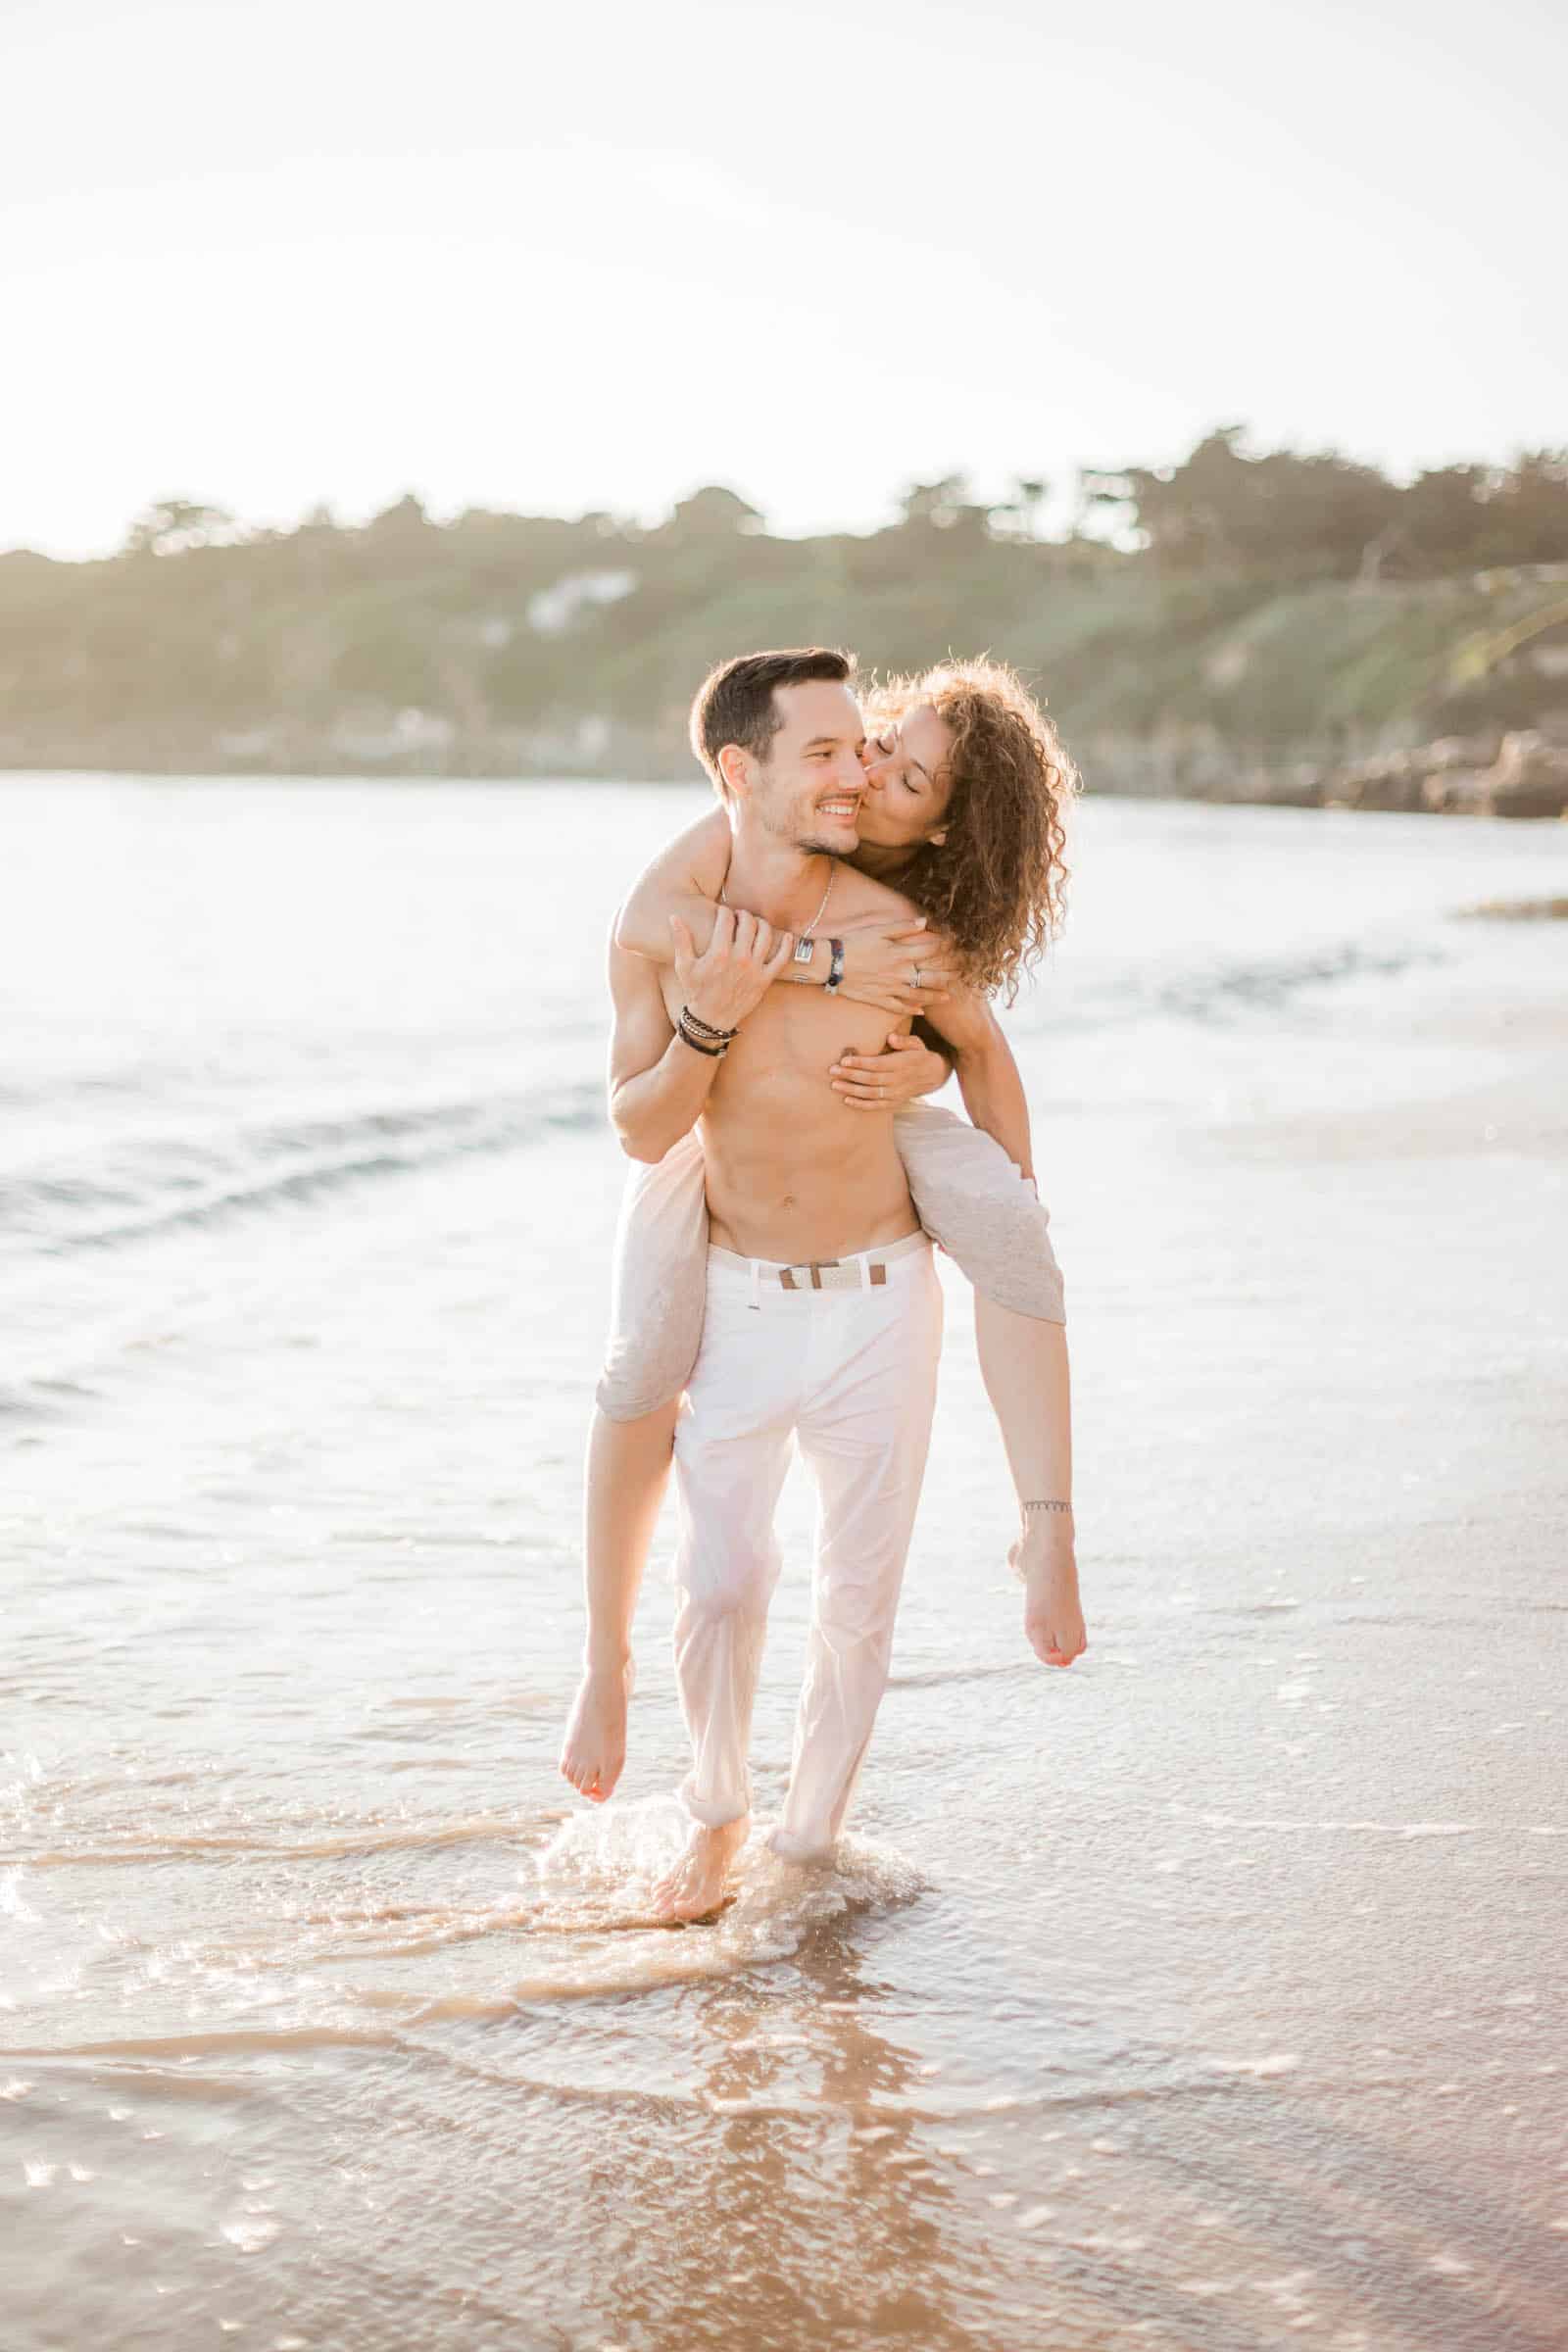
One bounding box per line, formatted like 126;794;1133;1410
1013;1498;1073;1584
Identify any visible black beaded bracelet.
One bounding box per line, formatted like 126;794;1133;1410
676;1022;727;1057
679;1004;740;1042
822;937;846;996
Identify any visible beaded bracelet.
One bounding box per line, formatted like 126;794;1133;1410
676;1020;727;1058
680;1004;741;1042
677;1004;736;1057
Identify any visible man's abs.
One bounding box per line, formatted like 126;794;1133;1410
673;985;919;1263
701;1107;918;1263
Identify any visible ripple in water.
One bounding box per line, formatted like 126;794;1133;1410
525;1794;929;1996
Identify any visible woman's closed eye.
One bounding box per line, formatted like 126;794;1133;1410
873;734;920;789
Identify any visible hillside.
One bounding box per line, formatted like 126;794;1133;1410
5;451;1568;809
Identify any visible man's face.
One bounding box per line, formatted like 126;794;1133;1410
747;680;866;856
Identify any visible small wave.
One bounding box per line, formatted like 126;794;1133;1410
0;1378;102;1423
1;1083;606;1258
7;1803;931;2035
0;2025;409;2063
1156;936;1446;1021
887;1662;1038;1691
507;1795;928;1999
1018;933;1450;1037
13;1813;532;1870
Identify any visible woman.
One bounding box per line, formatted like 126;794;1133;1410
561;656;1087;1806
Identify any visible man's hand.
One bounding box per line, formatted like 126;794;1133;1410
671;906;797;1034
829;1030;952;1110
834;916;957;1015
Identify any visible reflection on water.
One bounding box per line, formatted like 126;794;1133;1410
574;1922;981;2352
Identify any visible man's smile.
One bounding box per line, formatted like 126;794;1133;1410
816;793;861;821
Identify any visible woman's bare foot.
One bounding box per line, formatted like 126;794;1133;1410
559;1657;637;1803
650;1815;750;1925
1009;1518;1088;1668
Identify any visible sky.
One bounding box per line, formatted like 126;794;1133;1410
3;0;1563;558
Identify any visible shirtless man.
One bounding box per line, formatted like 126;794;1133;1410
606;648;947;1924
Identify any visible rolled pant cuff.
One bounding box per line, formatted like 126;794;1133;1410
678;1788;751;1831
765;1826;837;1867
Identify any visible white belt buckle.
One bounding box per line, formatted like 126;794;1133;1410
778;1255;887;1293
780;1258;836;1292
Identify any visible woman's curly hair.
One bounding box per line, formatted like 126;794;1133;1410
861;657;1080;1003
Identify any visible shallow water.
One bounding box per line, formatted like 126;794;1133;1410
5;777;1567;2349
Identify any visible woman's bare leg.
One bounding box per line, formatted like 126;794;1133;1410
559;1399;680;1801
973;1298;1088;1668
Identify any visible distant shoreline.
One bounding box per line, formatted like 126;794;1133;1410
4;728;1566;818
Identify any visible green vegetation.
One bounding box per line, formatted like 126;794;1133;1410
3;434;1566;785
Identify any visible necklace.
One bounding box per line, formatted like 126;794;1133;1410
721;857;834;936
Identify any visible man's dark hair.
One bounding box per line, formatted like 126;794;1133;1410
689;648;856;787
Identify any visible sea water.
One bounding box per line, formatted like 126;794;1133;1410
4;776;1567;2349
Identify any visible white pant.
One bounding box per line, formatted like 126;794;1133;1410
596;1102;1063;1422
671;1234;944;1864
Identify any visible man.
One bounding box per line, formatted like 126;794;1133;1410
606;648;946;1925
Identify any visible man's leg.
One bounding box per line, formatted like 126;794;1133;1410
770;1248;944;1864
653;1265;805;1920
668;1421;792;1833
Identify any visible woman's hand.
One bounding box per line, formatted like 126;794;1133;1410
834;917;957;1015
671;906;797;1033
829;1029;952;1110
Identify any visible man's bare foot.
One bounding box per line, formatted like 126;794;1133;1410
559;1657;636;1804
650;1815;750;1925
1009;1518;1088;1669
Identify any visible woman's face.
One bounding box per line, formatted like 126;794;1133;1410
855;701;955;849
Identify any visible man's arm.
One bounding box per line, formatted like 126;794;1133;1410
607;908;795;1163
607;940;714;1164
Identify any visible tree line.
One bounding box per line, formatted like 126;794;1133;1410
106;424;1568;581
1;427;1564;771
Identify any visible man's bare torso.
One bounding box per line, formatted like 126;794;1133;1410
658;861;922;1264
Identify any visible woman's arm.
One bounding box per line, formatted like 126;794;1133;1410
612;808;956;1014
613;808;735;961
827;993;1034;1181
830;1020;954;1109
919;987;1035;1183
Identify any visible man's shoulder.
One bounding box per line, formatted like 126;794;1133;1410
831;862;918;925
668;806;732;900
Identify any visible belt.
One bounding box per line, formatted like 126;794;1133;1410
709;1229;929;1294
